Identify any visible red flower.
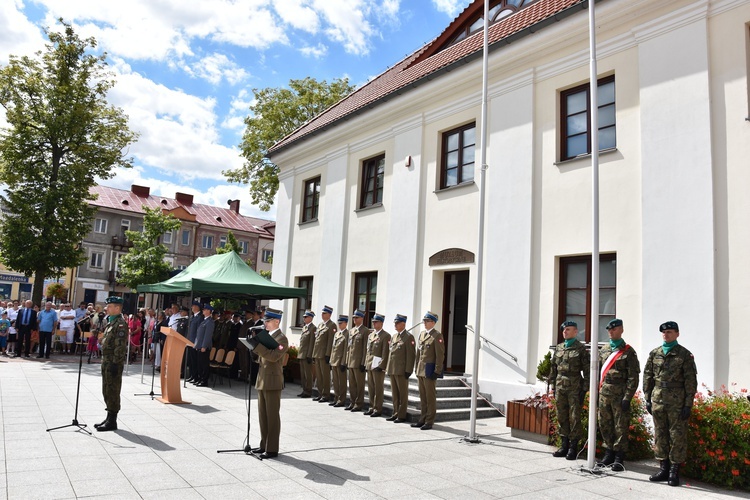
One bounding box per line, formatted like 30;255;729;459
719;456;726;461
732;469;740;476
730;451;738;458
745;458;750;465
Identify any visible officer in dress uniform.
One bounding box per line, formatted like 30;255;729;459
312;305;336;402
297;310;316;398
329;315;349;407
346;309;369;411
247;308;289;459
365;313;390;417
387;314;416;423
95;296;129;432
549;321;590;459
597;318;640;470
643;321;697;487
412;311;444;430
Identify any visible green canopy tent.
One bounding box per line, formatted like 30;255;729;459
137;251;307;300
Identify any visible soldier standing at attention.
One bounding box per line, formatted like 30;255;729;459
297;310;316;398
643;321;697;487
313;305;336;403
329;315;349;407
95;296;128;432
247;308;289;459
365;313;390;417
549;321;590;459
387;314;416;423
346;309;369;412
412;311;444;431
597;318;640;470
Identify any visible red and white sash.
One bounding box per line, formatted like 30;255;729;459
599;345;629;389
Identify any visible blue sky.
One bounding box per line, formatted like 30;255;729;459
0;0;472;220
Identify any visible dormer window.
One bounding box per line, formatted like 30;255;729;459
445;0;538;48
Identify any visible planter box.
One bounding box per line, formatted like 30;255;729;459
506;399;550;445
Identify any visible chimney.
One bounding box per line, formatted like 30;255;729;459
228;199;240;214
131;184;150;197
175;192;194;205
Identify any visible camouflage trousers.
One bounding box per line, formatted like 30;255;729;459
652;401;688;463
101;361;123;414
597;388;630;451
556;388;583;441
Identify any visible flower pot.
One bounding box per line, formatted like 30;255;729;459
506;399;551;444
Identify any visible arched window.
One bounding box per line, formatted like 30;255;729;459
446;0;538;47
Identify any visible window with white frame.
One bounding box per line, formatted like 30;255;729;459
202;235;214;249
163;231;173;244
89;252;104;269
239;240;249;254
219;235;227;248
262;249;273;263
181;229;190;246
94;218;108;234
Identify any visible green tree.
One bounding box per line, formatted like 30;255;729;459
216;230;241;254
226;77;355;211
117;207;181;290
0;20;137;305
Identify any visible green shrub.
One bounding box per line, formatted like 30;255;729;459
684;385;750;490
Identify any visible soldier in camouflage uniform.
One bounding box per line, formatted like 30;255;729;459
95;296;128;432
643;321;697;487
549;321;590;460
597;318;640;470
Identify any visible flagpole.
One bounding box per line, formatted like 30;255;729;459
586;0;601;470
466;0;490;443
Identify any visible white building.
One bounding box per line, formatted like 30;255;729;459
268;0;750;405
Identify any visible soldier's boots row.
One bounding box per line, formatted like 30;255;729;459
597;449;616;466
551;437;579;460
94;411;117;432
598;449;626;471
649;460;670;482
552;437;569;457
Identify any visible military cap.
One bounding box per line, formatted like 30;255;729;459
372;313;385;322
394;313;407;323
106;296;124;305
191;301;201;307
263;308;283;320
202;304;214;312
423;311;438;322
322;305;333;314
606;318;623;330
560;320;578;330
659;321;679;332
337;315;349;323
353;309;365;318
303;309;315;318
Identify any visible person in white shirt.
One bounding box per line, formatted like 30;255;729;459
7;302;19;355
58;303;77;354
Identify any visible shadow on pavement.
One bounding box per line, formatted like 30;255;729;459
276;454;370;486
108;429;176;451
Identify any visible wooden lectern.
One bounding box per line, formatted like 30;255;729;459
157;327;194;404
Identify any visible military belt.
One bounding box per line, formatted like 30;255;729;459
658;381;683;388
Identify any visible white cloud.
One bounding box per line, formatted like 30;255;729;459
299;43;327;59
380;0;401;20
186;53;249;86
273;0;320;33
221;89;253;133
102;166;276;219
312;0;375;55
0;0;45;65
107;59;243;180
432;0;469;18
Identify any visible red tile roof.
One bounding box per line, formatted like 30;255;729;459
90;185;274;237
269;0;585;155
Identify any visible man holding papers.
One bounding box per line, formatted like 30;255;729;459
364;313;390;417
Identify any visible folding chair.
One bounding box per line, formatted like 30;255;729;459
213;349;236;388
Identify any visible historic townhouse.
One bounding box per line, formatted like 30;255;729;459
268;0;750;405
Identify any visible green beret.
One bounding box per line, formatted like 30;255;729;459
106;296;124;305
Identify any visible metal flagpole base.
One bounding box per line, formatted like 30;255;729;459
462;436;481;444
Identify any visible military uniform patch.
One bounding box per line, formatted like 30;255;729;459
277;344;284;350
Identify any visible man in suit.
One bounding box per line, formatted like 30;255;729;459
412;311;445;430
387;314;416;422
365;313;390;417
192;304;215;387
312;305;336;402
14;300;37;358
248;308;288;459
297;310;316;398
346;309;369;412
329;315;349;407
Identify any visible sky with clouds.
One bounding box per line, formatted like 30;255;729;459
0;0;472;221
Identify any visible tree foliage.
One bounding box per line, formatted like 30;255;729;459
0;20;137;305
117;207;181;290
216;230;241;255
226;77;355;211
45;282;68;301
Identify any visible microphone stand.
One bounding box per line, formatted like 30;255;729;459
134;347;161;400
47;321;91;435
217;336;262;460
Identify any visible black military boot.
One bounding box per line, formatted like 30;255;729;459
552;437;569;457
597;449;615;466
565;440;579;460
93;413;110;429
97;411;118;432
667;463;680;486
649;460;671;481
611;451;625;471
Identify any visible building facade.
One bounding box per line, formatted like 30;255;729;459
73;184;274;309
268;0;750;405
